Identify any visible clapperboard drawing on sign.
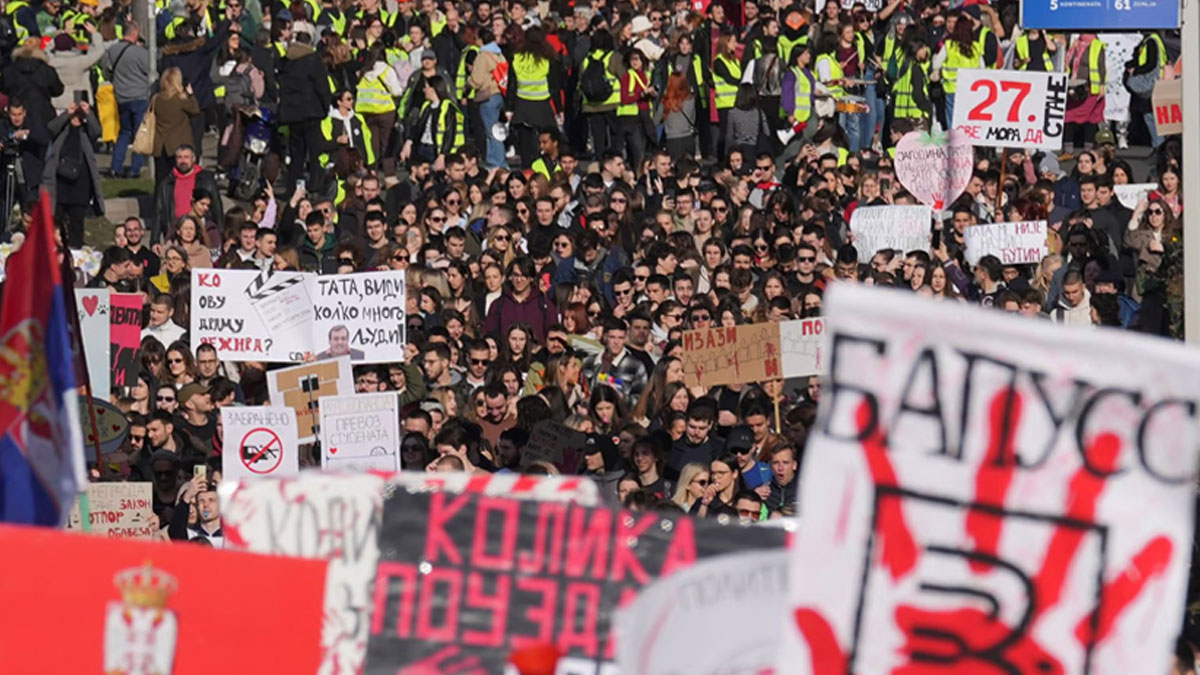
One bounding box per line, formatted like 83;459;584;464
245;267;315;344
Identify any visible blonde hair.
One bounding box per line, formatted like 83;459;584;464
1033;254;1063;293
672;462;709;510
159;67;188;100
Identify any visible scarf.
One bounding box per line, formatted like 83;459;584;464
172;167;199;221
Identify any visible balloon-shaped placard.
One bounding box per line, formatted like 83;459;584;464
894;129;974;212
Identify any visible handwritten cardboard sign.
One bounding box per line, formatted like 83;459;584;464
108;292;142;392
953;68;1067;150
895;130;974;211
319;392;401;473
682;322;783;388
849;205;932;263
266;356;354;443
780;318;824;379
781;284;1200;674
75;288;110;398
66;482;154;539
1153;78;1182;135
520;420;587;469
963;220;1049;266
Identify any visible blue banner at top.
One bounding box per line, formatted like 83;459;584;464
1021;0;1179;29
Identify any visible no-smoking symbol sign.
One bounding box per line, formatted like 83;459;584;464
239;427;284;474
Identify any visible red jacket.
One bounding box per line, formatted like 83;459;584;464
482;288;559;342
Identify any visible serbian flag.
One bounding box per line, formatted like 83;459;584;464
0;191;85;526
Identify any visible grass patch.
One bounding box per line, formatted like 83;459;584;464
100;176;154;199
84;217;115;249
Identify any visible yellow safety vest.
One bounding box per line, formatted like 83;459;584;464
531;156;560;179
355;72;393;113
319;113;375;166
1086;39;1105;95
892;60;924;119
941;40;978;94
777;33;807;69
617;69;646;116
456;44;480;100
582;50;620;106
815;53;845;97
713;53;742;109
513;54;550;101
1137;33;1166;76
1014;34;1052;71
424;99;465;152
790;66;812;123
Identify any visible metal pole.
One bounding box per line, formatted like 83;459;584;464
1184;0;1199;343
147;0;157;81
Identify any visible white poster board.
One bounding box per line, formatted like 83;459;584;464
1104;34;1143;122
75;288;110;399
66;482;154;538
616;550;789;675
952;68;1067;150
780;318;824;378
962;220;1049;266
849;205;932;263
221;406;300;482
319;392;401;473
780;285;1200;675
192;269;406;363
1114;182;1157;210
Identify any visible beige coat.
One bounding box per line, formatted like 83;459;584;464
467;49;505;102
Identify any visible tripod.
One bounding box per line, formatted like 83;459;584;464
0;151;21;241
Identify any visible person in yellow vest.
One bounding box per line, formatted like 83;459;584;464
530;130;562;180
777;6;809;69
712;34;742;158
813;31;845;136
400;75;463;172
1060;34;1106;161
776;45;827;167
6;0;35;41
320;88;375;167
1128;31;1167;149
356;43;405;172
617;48;654;169
580;28;622;160
931;11;981;131
889;36;931;128
504;26;560;169
466;28;508;168
1012;29;1057;72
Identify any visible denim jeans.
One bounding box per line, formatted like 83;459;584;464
1143;111;1163;149
944;93;956;132
839;111;862;153
479;94;508;169
112;99;148;176
860;67;880;151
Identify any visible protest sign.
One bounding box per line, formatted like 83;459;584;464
67;482;153;538
963;220;1049;266
267;356;354;442
780;285;1200;674
1114;182;1157;210
221;472;600;675
780;318;824;379
953;69;1067;150
894;130;974;211
311;271;407;362
617;550;789;675
849;205;932;263
1153;78;1182;135
75;288;110;398
1105;35;1144;122
520;419;587;469
192;269;406;363
0;523;326;675
221;406;300;482
80;396;129;457
319;392;401;473
365;489;785;674
108;292;142;391
682;322;783;388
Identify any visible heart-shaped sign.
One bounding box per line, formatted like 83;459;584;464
894;129;974;212
82;295;100;317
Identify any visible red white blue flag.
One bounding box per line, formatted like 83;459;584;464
0;191;85;526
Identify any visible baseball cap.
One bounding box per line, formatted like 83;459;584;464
177;383;209;408
421;49;437;61
726;425;755;453
1094;127;1116;146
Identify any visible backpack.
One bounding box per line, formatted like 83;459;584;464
753;53;782;97
580;54;614;102
492;59;509;96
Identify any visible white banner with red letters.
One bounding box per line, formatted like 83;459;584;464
963;220;1050;266
779;284;1200;675
952;68;1067;150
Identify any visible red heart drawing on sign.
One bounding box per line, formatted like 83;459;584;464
329;447;338;454
82;295;99;316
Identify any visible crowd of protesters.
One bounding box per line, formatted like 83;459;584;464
0;0;1191;653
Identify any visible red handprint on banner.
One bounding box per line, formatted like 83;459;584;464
795;390;1174;675
398;645;487;675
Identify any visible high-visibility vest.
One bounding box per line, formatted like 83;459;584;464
892;60;924;119
941;40;979;94
815;53;844;97
7;1;29;39
790;66;812;123
1014;34;1052;71
272;41;286;57
1086;39;1105;94
617;69;646;116
777;33;807;69
321;9;347;37
355;72;393;113
531;155;560;179
853;33;867;72
1137;33;1167;76
300;0;320;25
421;99;465;152
355;8;395;27
713;53;742;109
582;50;620;106
385;48;406;66
688;53;707;97
326;74;336;93
456;44;479;100
319;113;375;166
513;53;550;101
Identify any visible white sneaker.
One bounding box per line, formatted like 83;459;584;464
1117;135;1129;150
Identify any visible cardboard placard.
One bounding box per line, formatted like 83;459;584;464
681;322;783;388
520;419;587;468
66;482;153;538
894;130;974;212
781;285;1200;675
319;392;401;473
108;292;142;392
1114;182;1158;210
220;406;300;482
953;68;1068;150
191;269;406;363
963;220;1050;266
75;288;110;398
849;205;932;263
266;356;354;443
1153;78;1182;135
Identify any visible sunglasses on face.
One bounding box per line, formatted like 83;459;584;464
691;313;710;321
692;478;708;486
429;216;445;222
611;197;627;203
157;396;175;402
799;256;816;262
470;358;490;365
615;288;633;296
168;357;184;365
635;275;648;281
1149;208;1164;215
339;257;355;264
738;508;759;518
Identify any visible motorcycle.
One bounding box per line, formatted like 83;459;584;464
229;105;274;202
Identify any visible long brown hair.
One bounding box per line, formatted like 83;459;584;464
949;12;977;57
661;72;691;113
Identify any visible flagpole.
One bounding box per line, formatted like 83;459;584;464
52;204;105;476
